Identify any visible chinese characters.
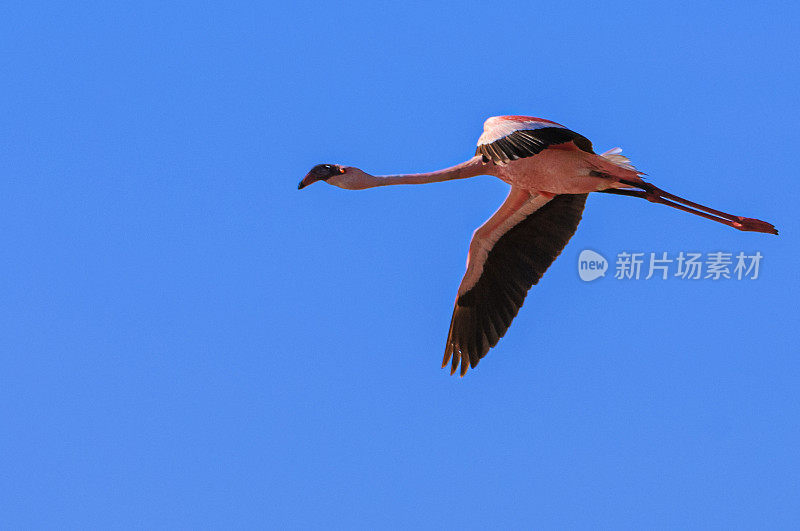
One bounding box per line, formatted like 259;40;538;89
613;251;762;280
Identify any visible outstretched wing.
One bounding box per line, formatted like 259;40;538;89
476;115;594;165
443;188;588;376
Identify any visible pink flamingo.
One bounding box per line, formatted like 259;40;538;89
299;115;778;376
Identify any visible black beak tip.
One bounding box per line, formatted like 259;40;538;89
297;181;306;190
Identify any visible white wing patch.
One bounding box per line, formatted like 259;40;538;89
477;116;566;146
600;147;638;172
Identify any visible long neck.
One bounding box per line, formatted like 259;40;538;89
358;156;489;188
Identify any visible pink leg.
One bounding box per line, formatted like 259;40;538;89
604;181;778;235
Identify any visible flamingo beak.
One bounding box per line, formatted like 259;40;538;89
299;164;344;189
297;173;318;190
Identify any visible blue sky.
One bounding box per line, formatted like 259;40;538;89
2;1;798;528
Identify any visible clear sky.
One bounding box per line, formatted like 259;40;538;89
2;1;798;528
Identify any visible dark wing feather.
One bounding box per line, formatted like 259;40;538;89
476;127;594;164
443;193;588;376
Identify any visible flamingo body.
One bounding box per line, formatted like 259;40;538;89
476;115;642;194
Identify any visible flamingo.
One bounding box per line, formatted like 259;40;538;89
298;115;778;376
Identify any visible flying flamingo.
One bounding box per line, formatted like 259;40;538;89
298;115;778;376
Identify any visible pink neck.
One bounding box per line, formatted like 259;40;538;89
363;156;489;187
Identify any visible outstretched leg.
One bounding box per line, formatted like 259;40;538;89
601;180;778;235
